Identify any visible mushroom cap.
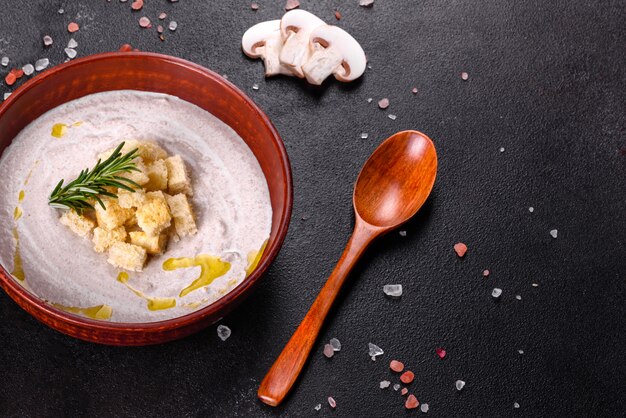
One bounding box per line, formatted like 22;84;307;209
280;9;325;39
242;20;282;58
308;25;367;82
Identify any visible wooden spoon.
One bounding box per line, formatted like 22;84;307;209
258;130;438;406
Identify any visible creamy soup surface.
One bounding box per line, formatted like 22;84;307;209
0;90;272;322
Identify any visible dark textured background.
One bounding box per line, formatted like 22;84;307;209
0;1;625;417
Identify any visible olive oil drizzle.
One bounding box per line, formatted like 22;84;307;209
116;272;177;311
162;255;231;298
52;303;112;320
10;228;24;281
245;239;268;276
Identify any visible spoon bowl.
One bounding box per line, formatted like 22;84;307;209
258;130;437;406
354;130;438;228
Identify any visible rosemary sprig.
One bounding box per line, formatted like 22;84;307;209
48;142;141;214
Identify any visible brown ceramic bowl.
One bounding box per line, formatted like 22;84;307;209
0;52;292;345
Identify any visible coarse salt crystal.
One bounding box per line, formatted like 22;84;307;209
378;98;389;109
314;403;321;411
359;0;374;7
550;229;558;238
251;3;259;10
500;147;505;152
483;269;490;277
514;402;520;409
323;344;334;358
387;114;397;120
360;132;368;139
379;380;391;389
516;295;522;300
400;370;414;384
455;380;465;391
529;206;534;212
67;38;78;49
67;22;79;33
22;64;34;76
329;337;341;351
405;394;419;409
285;0;300;10
421;403;429;413
383;284;402;297
532;283;539;287
1;57;9;67
139;17;151;27
412;87;418;94
368;342;383;360
454;242;467;257
399;230;407;237
159;12;167;19
461;72;469;80
169;21;178;31
43;35;53;46
393;383;400;391
492;288;502;298
327;396;336;408
252;83;259;90
436;347;446;359
518;349;524;355
390;360;404;372
217;324;231;341
64;48;77;59
3;92;12;101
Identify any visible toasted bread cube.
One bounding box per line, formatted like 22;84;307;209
92;226;127;253
129;231;168;255
59;210;96;237
95;198;134;230
136;191;171;236
144;159;168;191
107;242;147;272
165;155;192;196
98;140;168;164
165;193;197;237
117;189;146;209
119;157;149;187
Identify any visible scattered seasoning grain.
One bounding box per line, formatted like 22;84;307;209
119;44;133;52
65;48;77;59
514;402;520;409
518;349;524;355
483;269;490;277
157;25;164;33
378;98;389;109
528;206;534;212
43;35;53;46
435;347;446;359
169;21;178;31
516;294;522;300
360;133;369;139
68;22;79;33
334;11;342;20
131;0;143;10
360;0;374;7
22;64;34;76
379;380;391;389
401;387;408;395
35;58;49;71
461;71;469;80
455;380;465;391
314;403;321;411
532;283;539;287
421;403;429;413
388;114;397;120
411;87;418;94
67;38;78;49
327;396;336;409
323;344;334;358
550;229;558;238
139;17;151;27
252;83;259;90
159;34;165;41
400;371;415;384
405;394;419;409
454;242;467;257
13;69;24;79
5;72;17;86
390;360;404;372
492;288;502;298
159;12;167;19
251;3;259;10
1;56;8;67
500;147;505;153
285;0;300;10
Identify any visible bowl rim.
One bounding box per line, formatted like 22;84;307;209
0;51;293;332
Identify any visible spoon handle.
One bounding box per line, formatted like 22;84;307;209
258;219;380;406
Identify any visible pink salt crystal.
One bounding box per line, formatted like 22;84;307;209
483;269;490;277
323;344;334;358
285;0;300;10
159;12;167;19
390;360;404;372
401;387;408;396
251;3;259;10
327;396;336;408
405;394;419;409
378;98;389;109
411;87;418;94
139;16;150;27
436;347;446;359
461;72;469;80
454;242;467;257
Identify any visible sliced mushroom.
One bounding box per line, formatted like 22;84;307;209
302;25;366;85
242;20;293;77
279;10;325;77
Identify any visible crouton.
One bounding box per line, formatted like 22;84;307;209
135;191;171;236
144;159;168;191
119;157;149;186
165;193;197;237
98;140;168;164
129;231;168;255
165;155;192;196
117;189;146;209
107;242;147;272
92;226;127;253
95;198;134;230
59;210;96;237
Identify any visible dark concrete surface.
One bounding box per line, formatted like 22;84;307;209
0;1;625;417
